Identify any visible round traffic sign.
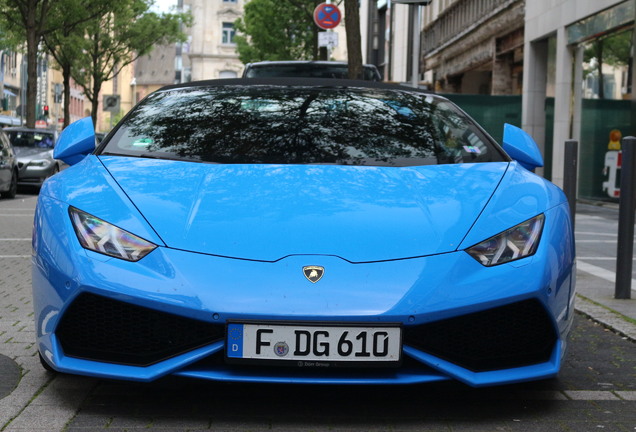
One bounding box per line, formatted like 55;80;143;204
314;3;342;30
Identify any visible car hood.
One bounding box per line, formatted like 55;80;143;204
13;146;53;159
100;157;508;262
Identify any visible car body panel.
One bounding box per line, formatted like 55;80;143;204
33;191;573;386
459;161;566;249
99;156;508;262
40;156;165;247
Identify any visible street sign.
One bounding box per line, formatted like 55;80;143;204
314;3;341;30
103;95;121;113
318;31;339;48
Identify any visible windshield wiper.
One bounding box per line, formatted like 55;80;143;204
138;152;200;162
100;151;223;164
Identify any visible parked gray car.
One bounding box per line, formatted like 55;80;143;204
242;61;382;81
4;127;61;187
0;129;18;198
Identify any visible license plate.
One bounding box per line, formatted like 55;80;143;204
226;322;401;366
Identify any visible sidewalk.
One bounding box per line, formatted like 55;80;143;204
574;201;636;341
575;268;636;341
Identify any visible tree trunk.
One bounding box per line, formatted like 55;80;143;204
62;63;72;128
344;0;362;79
25;2;39;128
90;77;100;128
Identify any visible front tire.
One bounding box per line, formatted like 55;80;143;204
38;351;56;373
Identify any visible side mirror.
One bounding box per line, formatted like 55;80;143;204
54;117;96;166
502;124;544;171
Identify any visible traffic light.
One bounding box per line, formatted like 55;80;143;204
43;105;49;117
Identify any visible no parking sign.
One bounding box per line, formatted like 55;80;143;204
314;3;342;30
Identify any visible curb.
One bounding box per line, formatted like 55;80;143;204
574;294;636;342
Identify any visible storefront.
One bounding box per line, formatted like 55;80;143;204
523;0;635;202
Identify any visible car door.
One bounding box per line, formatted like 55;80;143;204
0;131;14;190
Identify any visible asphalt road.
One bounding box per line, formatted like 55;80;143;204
1;191;635;431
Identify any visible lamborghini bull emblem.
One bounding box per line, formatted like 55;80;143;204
303;266;325;283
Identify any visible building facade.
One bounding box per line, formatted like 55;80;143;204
421;0;524;94
523;0;634;199
363;0;635;201
362;0;524;90
0;50;87;131
185;0;244;80
0;50;23;126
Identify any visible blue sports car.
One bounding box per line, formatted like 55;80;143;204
32;78;575;387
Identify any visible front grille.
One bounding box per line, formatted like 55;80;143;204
56;293;224;366
404;299;557;372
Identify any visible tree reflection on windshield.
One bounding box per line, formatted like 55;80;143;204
103;85;503;167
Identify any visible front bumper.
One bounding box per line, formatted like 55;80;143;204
17;160;56;186
32;196;575;387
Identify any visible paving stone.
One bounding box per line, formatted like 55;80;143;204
0;353;21;400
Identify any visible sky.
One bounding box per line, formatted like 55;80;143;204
151;0;176;13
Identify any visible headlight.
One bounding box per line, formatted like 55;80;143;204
28;159;52;168
69;207;157;261
466;214;544;266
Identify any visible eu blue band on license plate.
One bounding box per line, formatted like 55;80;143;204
227;323;244;358
225;322;401;364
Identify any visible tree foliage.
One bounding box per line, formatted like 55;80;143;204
0;0;190;128
234;0;318;63
69;0;191;127
42;0;102;128
583;30;632;99
0;0;111;127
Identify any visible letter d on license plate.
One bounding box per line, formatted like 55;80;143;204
226;322;401;366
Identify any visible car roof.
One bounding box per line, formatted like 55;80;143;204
158;77;431;95
4;127;56;134
246;60;378;67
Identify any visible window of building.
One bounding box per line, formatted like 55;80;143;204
219;70;238;78
223;0;238;3
222;22;236;44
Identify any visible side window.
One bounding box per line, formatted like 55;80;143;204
40;133;54;148
434;102;491;163
219;70;238;79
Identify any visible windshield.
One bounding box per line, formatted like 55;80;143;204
101;85;506;167
7;131;55;149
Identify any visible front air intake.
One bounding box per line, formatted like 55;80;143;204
404;299;557;372
56;292;224;366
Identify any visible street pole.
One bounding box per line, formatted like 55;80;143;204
392;0;431;88
615;136;636;300
410;4;420;88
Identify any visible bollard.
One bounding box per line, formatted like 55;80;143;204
563;140;578;231
615;136;636;300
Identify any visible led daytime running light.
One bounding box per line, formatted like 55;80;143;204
466;214;544;267
69;207;156;261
